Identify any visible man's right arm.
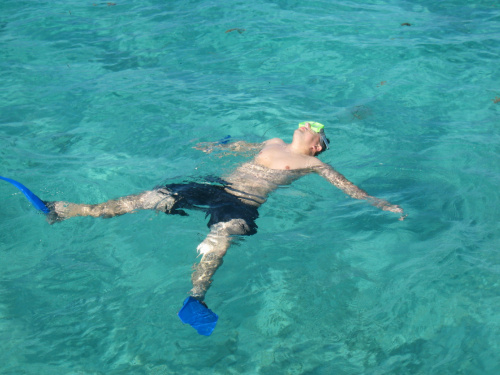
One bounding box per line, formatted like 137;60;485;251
195;138;281;154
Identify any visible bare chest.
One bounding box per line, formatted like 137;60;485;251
254;146;316;170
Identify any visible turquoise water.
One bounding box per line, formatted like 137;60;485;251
1;0;499;373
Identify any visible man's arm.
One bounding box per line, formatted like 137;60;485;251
314;163;405;218
195;138;281;154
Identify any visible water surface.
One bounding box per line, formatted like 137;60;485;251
1;0;499;374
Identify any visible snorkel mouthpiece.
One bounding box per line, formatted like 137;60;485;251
298;121;329;150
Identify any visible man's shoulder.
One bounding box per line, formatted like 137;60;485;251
264;138;286;146
307;156;325;168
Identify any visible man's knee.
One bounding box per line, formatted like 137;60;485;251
211;218;253;236
144;189;176;212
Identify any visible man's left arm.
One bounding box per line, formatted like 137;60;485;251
314;163;405;219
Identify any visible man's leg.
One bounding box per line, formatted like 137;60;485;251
46;187;176;223
190;218;252;301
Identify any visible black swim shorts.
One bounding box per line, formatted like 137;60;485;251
158;181;259;235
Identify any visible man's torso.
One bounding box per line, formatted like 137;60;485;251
224;139;323;207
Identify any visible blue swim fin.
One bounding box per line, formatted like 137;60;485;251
178;297;218;336
0;176;50;214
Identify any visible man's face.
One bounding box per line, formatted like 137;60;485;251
295;123;322;149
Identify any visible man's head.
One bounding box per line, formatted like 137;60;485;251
295;121;330;156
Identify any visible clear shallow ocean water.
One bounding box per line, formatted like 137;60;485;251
1;0;499;373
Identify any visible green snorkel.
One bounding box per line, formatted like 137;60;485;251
298;121;329;150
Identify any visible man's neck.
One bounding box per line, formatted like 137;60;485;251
287;142;315;156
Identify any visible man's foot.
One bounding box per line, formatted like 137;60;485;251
178;296;218;336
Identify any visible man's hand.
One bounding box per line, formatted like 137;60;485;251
371;199;407;220
383;204;407;221
194;141;217;154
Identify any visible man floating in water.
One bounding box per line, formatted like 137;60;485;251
1;122;404;336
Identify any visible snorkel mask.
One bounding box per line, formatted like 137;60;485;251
298;121;330;150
